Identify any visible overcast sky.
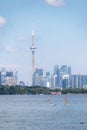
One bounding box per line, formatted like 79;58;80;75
0;0;87;85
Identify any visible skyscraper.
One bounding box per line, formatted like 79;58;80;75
53;65;60;87
33;68;43;86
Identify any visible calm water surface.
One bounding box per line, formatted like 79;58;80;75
0;94;87;130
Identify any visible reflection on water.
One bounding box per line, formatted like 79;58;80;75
0;94;87;130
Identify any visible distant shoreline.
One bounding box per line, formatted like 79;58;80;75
0;85;87;95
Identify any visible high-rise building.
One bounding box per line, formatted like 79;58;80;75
33;68;43;86
71;74;82;88
5;77;17;86
44;72;51;88
53;74;58;88
0;67;18;86
71;74;87;88
1;67;6;85
60;65;68;74
68;66;71;76
81;75;87;88
6;71;13;77
62;74;69;88
53;65;60;87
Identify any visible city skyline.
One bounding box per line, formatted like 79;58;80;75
0;0;87;85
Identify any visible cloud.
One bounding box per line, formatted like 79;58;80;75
6;46;18;52
0;44;17;53
0;16;6;27
0;64;21;70
17;36;28;42
45;0;65;7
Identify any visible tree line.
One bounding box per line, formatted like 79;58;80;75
0;85;87;95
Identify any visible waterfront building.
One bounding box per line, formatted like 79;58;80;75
81;75;87;88
68;66;71;77
53;74;58;88
19;81;25;86
33;67;43;86
62;74;69;88
44;72;51;88
0;67;18;86
60;65;68;75
5;77;17;86
53;65;60;87
1;68;6;85
71;74;82;88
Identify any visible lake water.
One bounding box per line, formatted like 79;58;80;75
0;94;87;130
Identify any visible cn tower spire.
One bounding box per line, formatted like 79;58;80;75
30;25;36;86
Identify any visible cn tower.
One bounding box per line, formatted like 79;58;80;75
30;26;36;86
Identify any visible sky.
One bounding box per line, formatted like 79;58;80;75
0;0;87;85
